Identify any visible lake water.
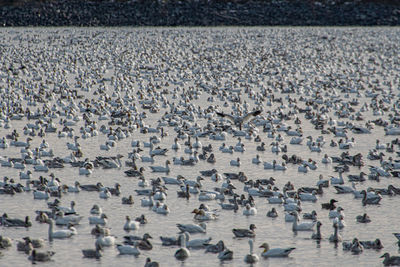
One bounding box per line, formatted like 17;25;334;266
0;27;399;266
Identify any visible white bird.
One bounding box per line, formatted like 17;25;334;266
117;243;140;256
177;223;206;233
292;212;316;231
150;160;171;173
124;216;140;231
175;233;190;260
244;239;259;263
184;232;212;248
96;235;115;247
47;219;76;240
259;243;296;257
89;213;108;225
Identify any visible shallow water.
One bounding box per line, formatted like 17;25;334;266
0;27;399;267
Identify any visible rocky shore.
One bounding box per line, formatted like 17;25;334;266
0;0;399;26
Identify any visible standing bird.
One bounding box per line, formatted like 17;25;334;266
216;110;262;130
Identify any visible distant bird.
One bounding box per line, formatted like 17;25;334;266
216;110;261;130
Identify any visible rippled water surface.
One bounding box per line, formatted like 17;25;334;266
0;27;400;267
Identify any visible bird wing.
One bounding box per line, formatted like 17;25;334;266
242;110;262;123
216;112;235;123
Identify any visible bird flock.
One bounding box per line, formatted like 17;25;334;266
0;27;400;266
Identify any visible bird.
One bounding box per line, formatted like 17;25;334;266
144;257;160;267
259;243;296;257
381;253;400;266
175;233;190;261
216;110;262;130
124;216;140;231
311;221;323;240
28;249;55;262
177;223;206;233
82;241;103;259
116;243;140;256
232;224;256;238
244;239;259;263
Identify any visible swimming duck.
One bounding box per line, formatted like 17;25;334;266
266;207;278;218
28;249;55;262
175;233;190;261
89;213;108;225
329;222;342;243
321;199;338;210
124;216;140;231
82;241;103;259
259;242;296;257
47;219;76;240
232;224;256;238
311;221;323;240
244;239;259;263
381;253;400;266
177;223;207;233
243;204;257;216
117;242;140;256
122;195;134;205
292;212;316;231
144;257;160;267
356;213;371;223
360;238;383;249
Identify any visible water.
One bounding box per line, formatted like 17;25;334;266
0;27;399;266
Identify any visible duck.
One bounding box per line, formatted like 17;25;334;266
266;207;278;218
360;238;383;249
356;213;371;223
1;215;32;227
89;213;108;225
192;209;218;221
47;219;76;240
96;234;116;247
122;195;134;205
243;204;257;216
361;190;382;205
28;250;55;262
205;240;225;253
329;206;345;219
124;216;140;231
99;188;112;199
259;242;296;257
303;210;318;220
175;233;190;261
184;232;212;248
91;224;111;237
321;199;338;210
144;257;160;267
381;253;400;266
244;239;259;263
177;223;207;233
230;157;240;166
90;204;102;215
117;242;140;256
82;241;103;259
311;221;323;240
329;222;342;242
150;160;171;173
218;248;234;261
292;212;316;231
0;235;12;248
232;224;256;238
17;237;34;253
